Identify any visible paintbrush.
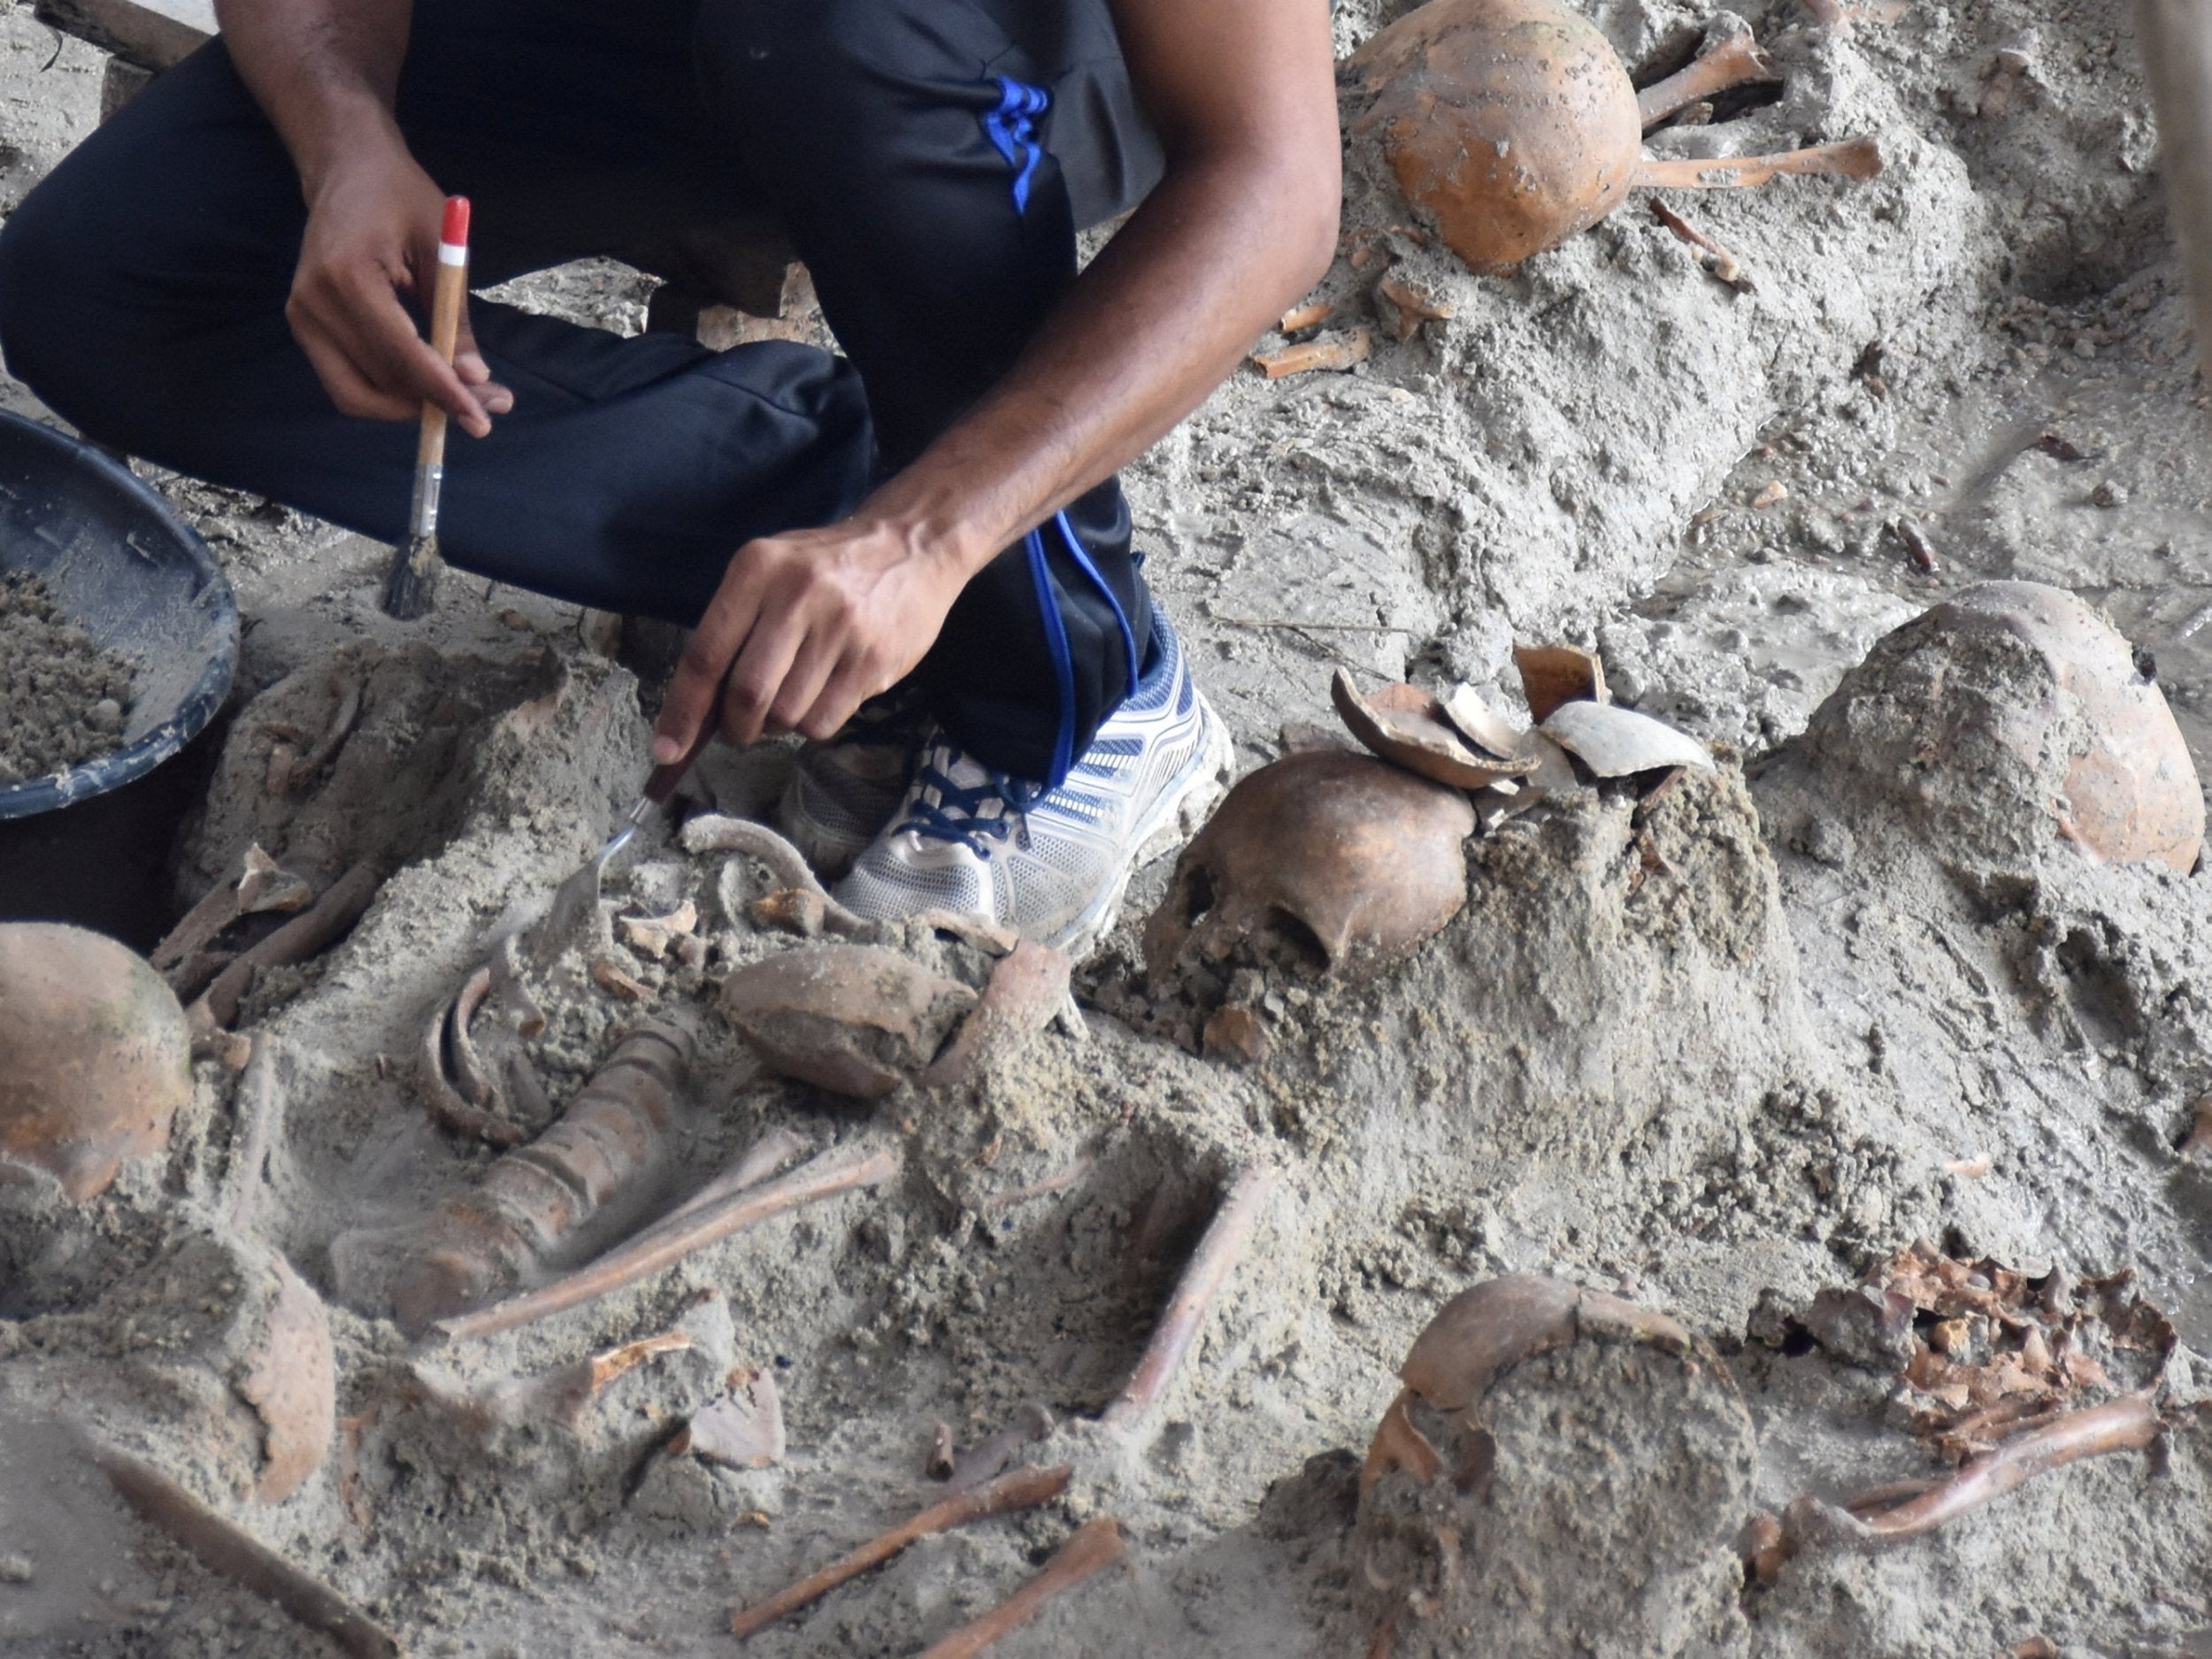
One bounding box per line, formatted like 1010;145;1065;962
380;194;472;620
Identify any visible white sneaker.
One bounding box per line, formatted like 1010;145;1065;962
775;689;924;879
833;613;1233;956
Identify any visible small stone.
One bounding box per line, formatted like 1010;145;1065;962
88;698;124;733
2090;480;2128;509
1202;1005;1270;1065
0;1553;33;1584
1749;480;1789;509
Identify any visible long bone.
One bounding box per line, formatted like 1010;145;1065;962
912;1517;1128;1659
730;1464;1071;1639
435;1139;901;1340
1784;1391;2164;1548
1101;1163;1276;1435
1636;29;1777;127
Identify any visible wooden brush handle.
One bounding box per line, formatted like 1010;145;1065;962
415;196;472;472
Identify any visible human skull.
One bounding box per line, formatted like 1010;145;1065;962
0;922;190;1200
1143;750;1474;985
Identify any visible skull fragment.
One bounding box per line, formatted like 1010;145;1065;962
1358;1276;1757;1659
1143;750;1473;985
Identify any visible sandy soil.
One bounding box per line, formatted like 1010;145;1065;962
0;572;134;785
4;0;2212;1655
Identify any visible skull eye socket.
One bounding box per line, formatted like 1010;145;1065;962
1260;907;1333;973
1179;865;1217;927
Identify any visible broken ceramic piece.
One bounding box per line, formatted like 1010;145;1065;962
720;944;977;1099
1540;701;1715;778
1512;643;1609;723
0;923;192;1200
1333;670;1538;789
1439;684;1526;758
1145;750;1474;982
235;1261;338;1504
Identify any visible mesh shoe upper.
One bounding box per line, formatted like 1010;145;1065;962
775;687;924;879
833;613;1230;954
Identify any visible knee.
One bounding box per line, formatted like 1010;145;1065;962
0;181;82;399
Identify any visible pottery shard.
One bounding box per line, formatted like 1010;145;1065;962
720;944;978;1099
1333;670;1538;789
0;923;192;1200
1540;701;1714;778
235;1262;337;1503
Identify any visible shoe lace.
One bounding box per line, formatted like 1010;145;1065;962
902;756;1043;852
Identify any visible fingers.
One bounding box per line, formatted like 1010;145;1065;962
718;619;805;747
289;262;493;432
653;558;768;764
453;317;516;418
765;639;841;739
797;656;881;743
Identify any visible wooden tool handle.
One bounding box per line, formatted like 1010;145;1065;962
415;196;471;471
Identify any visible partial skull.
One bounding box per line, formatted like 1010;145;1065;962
1143;750;1474;985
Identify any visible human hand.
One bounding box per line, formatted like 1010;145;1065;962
652;519;969;761
288;139;512;435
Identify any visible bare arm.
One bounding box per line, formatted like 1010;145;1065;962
214;0;508;433
652;0;1341;760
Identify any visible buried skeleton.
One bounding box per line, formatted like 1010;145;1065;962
6;0;2212;1651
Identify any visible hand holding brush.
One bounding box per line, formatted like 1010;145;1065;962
380;194;472;619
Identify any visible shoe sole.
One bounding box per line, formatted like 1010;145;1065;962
1046;689;1237;962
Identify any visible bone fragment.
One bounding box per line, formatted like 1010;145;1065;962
618;901;699;958
928;1422;959;1479
1895;516;1940;573
1279;299;1333;333
592;957;652;1001
1787;1391;2162;1548
417;995;526;1148
292;672;364;784
922;941;1072;1090
948;1403;1057;1494
1650;200;1752;289
675;1366;785;1468
225;1036;282;1231
912;1516;1127;1659
93;1448;400;1659
641;1125;808;1239
1637;32;1777;127
1374;275;1454;340
2137;0;2212;381
1252;327;1372;379
188;863;380;1041
1633;137;1883;190
154;846;311;991
751;887;826;938
2181;1095;2212;1156
980;1158;1095;1221
448;964;501;1108
1101;1164;1276;1434
730;1464;1071;1639
438;1141;901;1340
680;815;871;936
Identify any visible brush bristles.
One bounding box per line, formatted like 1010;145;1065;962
380;535;444;620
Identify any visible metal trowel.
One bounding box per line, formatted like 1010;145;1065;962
531;733;707;960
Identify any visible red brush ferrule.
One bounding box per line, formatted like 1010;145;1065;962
440;195;471;250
